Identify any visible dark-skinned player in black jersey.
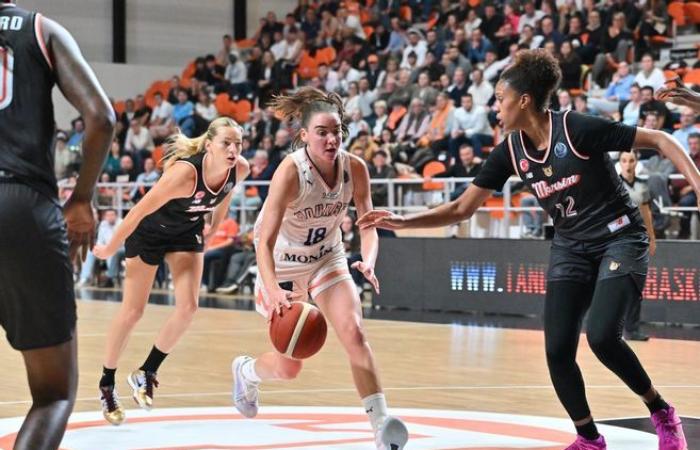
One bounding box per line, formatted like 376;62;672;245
0;2;115;449
359;49;698;450
92;117;249;425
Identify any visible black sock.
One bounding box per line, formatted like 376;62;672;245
100;367;116;387
575;420;599;440
645;393;670;414
140;345;168;373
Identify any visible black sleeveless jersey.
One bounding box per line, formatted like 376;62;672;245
473;110;644;241
139;152;236;236
0;4;57;200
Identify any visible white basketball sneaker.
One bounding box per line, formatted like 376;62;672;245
375;416;409;450
232;356;260;418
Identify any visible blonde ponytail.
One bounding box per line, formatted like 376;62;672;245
161;117;241;170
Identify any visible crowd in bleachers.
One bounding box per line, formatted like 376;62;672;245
60;0;700;291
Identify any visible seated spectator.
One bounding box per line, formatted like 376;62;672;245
115;154;138;185
270;129;291;168
558;41;582;91
67;117;85;152
412;72;439;107
215;231;257;294
102;138;123;180
467;68;494;107
591;12;633;87
622;84;643;126
172;88;196;137
201;217;240;292
672;107;699;153
638;86;671;130
396;98;430;147
129;157;160;203
446;93;493;158
574;94;594;115
429;144;482;200
518;1;545;33
194;92;218;135
519;25;544;50
203;53;226;89
421;92;454;153
77;209;124;288
537;15;564;48
124;118;155;170
588;61;635;117
344;81;360;117
149;92;174;142
467;29;493;65
345;109;370;148
368;99;389;137
216;34;234;67
402;29;427;68
556;90;573;112
447;67;470;106
225;51;250;99
367;149;396;207
54;130;79;181
133;94;152;126
634;53;666;92
349;131;378;162
232;150;275;215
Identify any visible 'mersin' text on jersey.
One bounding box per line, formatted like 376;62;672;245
531;174;581;199
293;201;349;221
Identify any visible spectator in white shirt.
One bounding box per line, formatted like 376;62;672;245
357;78;379;118
337;7;365;40
149;92;174;141
634;53;666;91
401;29;428;68
446;93;493;157
518;0;545;33
77;209;124;287
557;89;573;111
467;68;494;107
318;63;340;93
124;118;154;170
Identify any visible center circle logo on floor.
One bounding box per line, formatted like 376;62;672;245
0;406;657;449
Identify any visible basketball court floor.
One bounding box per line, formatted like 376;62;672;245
0;289;698;449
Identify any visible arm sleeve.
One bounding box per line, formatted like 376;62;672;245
565;111;637;156
472;140;514;191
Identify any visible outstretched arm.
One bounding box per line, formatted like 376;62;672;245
655;77;700;113
357;183;493;230
634;128;700;208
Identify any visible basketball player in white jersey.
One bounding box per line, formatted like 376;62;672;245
231;87;408;450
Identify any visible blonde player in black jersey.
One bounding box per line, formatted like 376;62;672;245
231;88;408;450
93;117;249;425
360;49;699;450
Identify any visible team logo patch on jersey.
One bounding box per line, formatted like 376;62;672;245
543;166;553;177
526;172;534;179
609;261;620;271
223;182;234;193
519;158;529;172
195;191;206;199
554;142;568;158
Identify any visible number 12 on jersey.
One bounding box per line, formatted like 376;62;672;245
304;227;327;246
555;196;578;218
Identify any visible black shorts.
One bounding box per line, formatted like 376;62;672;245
125;222;204;266
548;227;649;292
0;181;76;350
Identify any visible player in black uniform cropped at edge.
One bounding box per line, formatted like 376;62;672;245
0;2;115;448
93;117;249;425
359;49;698;450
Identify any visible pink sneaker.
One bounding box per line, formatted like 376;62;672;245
565;435;607;450
651;406;688;450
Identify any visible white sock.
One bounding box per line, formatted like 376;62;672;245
362;393;388;433
241;358;262;383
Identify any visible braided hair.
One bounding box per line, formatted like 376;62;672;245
268;87;348;149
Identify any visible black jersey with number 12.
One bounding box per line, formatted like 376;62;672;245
473;110;644;241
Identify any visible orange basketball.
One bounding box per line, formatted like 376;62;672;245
269;302;327;359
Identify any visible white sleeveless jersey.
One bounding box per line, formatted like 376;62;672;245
254;148;354;265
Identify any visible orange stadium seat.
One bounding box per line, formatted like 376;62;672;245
113;100;125;116
683;68;700;85
297;51;319;79
235;38;256;50
215;93;233;116
181;60;196;81
231;99;252;124
685;2;700;24
315;47;336;66
668;2;687;26
422;161;446;191
152;145;165;169
363;25;374;39
399;6;412;22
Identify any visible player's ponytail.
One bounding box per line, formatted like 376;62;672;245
161;116;240;170
269;87;348;149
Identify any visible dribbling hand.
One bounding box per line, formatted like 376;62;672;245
268;287;302;321
356;210;406;231
351;261;380;294
62;198;96;263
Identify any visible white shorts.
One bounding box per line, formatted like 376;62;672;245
254;247;352;317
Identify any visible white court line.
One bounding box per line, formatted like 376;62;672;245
1;384;699;407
